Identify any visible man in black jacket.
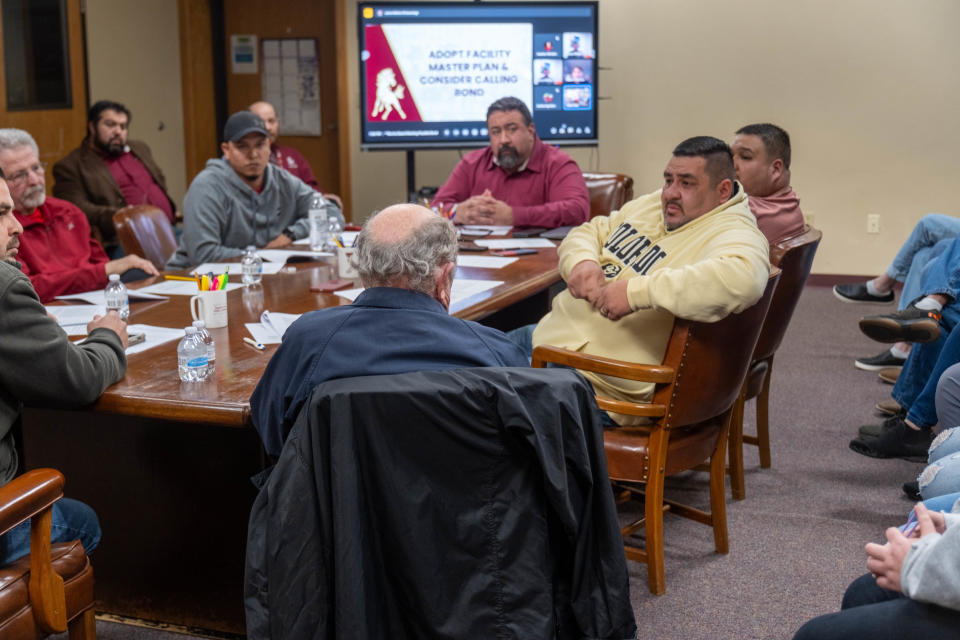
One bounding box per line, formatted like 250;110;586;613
0;167;128;563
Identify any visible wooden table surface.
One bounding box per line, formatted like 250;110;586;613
27;240;562;633
88;245;560;427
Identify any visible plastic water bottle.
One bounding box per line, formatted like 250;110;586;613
308;194;327;252
242;245;263;285
104;273;129;321
325;203;346;252
177;326;210;382
192;319;216;375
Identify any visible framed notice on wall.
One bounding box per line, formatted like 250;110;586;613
261;38;322;136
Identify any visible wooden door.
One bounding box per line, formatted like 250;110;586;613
0;0;88;192
222;0;342;206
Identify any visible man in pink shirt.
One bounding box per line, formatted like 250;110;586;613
731;123;805;243
432;97;590;228
248;100;343;209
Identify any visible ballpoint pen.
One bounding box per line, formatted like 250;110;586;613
243;336;265;351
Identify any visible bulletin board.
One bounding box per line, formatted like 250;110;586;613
261;38;322;136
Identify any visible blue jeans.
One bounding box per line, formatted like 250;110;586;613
792;572;960;639
886;213;960;309
918;428;960;499
892;303;960;427
506;324;536;362
0;497;101;564
917;236;960;302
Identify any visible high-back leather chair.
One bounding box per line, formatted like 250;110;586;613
532;269;780;595
245;368;636;639
0;469;96;639
727;226;822;499
112;205;177;270
583;172;634;218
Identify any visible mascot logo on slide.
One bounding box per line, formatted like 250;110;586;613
372;68;407;120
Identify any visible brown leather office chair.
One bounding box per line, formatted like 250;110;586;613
583;172;634;218
112;204;177;270
532;269;780;595
727;226;822;500
0;469;96;638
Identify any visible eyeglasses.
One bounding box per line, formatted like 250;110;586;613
6;162;47;185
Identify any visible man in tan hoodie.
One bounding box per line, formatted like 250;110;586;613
516;136;770;424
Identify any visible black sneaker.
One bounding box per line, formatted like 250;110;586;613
859;304;942;343
834;282;895;304
849;416;934;461
902;480;922;501
859;410;907;437
855;348;906;371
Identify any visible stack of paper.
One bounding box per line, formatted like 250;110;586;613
335;279;502;307
46;305;107;336
475;238;556;250
245;310;302;345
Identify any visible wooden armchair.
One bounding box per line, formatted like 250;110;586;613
0;469;95;638
583;172;634;218
112;204;177;270
727;226;821;500
532;269;780;594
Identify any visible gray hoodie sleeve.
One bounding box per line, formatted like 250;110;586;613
900;512;960;610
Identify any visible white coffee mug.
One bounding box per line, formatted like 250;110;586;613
337;246;359;279
190;290;229;328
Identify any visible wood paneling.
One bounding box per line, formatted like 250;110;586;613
222;0;344;214
0;0;88;188
177;0;218;185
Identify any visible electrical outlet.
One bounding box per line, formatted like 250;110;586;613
867;214;880;234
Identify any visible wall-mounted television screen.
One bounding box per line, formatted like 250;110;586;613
359;1;598;149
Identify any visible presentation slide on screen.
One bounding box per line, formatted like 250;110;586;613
359;3;597;148
365;23;533;123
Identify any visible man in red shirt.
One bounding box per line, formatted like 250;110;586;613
53;100;177;256
248;100;343;209
431;96;590;228
0;129;157;303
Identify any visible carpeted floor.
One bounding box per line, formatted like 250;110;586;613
626;284;923;639
53;284;921;639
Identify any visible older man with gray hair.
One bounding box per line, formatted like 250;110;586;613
250;203;527;457
0;128;157;302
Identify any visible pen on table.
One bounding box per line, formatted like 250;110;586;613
243;336;265;351
493;249;538;256
165;275;197;282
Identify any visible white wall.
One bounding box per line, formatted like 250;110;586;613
344;0;960;275
84;0;187;205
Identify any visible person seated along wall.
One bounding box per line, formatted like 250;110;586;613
166;111;340;270
508;136;770;424
850;238;960;461
0;166;128;564
431;96;590;228
53;100;178;256
731;122;805;243
0;129;158;303
248;100;343;209
834;214;960;371
250;203;528;458
792;502;960;640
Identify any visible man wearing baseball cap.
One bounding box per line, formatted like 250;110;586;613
166;111;338;269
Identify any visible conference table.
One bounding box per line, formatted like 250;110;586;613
20;240;561;634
